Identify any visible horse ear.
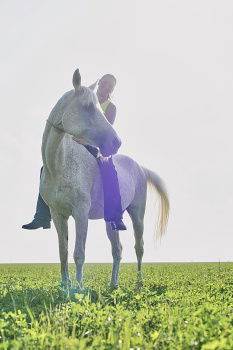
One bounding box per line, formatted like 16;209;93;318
88;79;99;91
73;69;81;90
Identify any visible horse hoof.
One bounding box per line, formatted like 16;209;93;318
75;281;84;290
109;283;119;291
136;281;143;288
60;280;72;288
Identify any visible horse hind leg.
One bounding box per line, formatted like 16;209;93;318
106;222;122;287
127;193;146;283
51;210;70;286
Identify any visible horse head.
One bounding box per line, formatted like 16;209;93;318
62;69;121;157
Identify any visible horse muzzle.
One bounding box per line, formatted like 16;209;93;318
100;136;122;157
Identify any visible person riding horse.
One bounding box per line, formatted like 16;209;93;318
22;74;127;231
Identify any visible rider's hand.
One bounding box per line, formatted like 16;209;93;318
99;155;110;163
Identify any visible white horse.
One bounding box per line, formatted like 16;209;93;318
40;69;169;286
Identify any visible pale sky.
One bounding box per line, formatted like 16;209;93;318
1;0;233;263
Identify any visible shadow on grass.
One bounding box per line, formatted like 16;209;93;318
0;280;168;321
0;283;118;318
149;284;167;295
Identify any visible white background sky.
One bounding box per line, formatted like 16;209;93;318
0;0;233;263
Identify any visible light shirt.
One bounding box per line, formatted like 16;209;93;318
100;99;111;114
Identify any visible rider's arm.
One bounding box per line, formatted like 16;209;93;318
105;103;116;125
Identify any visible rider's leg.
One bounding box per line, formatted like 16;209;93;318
98;157;126;231
83;145;126;229
22;167;51;230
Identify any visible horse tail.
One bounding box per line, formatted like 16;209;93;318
142;167;169;240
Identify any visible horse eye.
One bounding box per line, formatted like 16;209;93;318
84;103;95;114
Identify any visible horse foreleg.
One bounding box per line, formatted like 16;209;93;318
51;210;70;285
73;204;89;284
106;222;122;287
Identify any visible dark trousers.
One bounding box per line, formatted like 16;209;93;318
35;147;123;222
34;167;51;221
98;157;123;221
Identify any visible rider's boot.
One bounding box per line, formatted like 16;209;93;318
22;194;51;230
110;219;127;231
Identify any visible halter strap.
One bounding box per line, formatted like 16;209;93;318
46;119;65;133
46;119;88;147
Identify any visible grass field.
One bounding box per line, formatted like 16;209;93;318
0;262;233;349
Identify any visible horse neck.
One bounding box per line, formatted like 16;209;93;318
42;123;87;177
41;123;62;174
42;89;90;176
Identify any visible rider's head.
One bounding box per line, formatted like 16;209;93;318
97;74;117;99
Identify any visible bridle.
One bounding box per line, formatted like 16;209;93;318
46;119;88;146
46;119;65;133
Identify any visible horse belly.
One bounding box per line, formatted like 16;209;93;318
89;170;104;219
115;166;136;210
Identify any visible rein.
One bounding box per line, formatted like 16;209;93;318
46;119;106;159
